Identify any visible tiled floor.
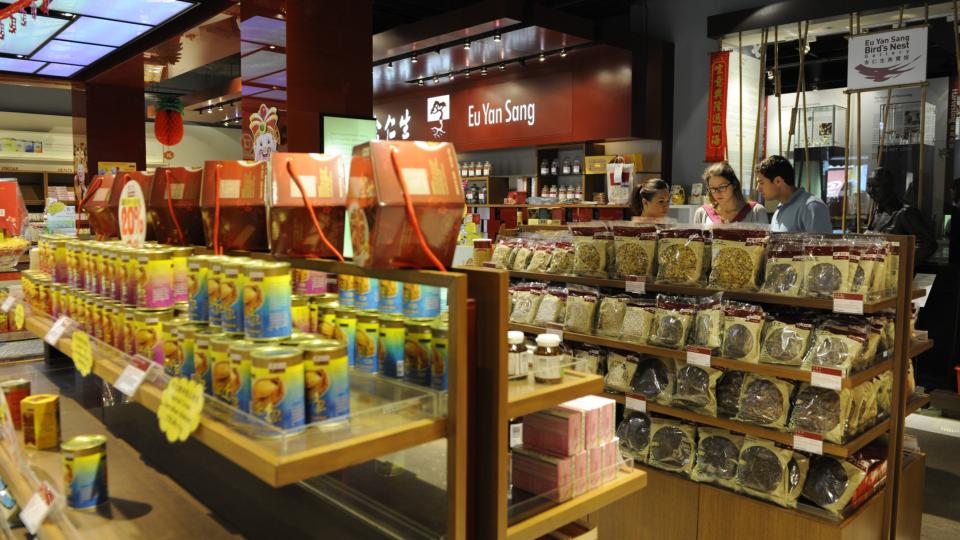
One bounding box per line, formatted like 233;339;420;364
906;412;960;539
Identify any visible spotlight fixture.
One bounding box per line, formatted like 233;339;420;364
223;121;229;127
387;61;393;69
269;45;276;50
433;74;440;84
539;52;545;62
218;104;224;111
418;78;424;86
766;70;774;80
494;31;502;42
411;53;418;63
206;108;213;114
448;72;455;81
465;68;471;78
464;40;471;50
16;54;23;58
560;48;567;57
499;62;506;71
480;66;487;76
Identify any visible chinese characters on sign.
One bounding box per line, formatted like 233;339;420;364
376;108;412;141
847;26;927;90
705;51;730;162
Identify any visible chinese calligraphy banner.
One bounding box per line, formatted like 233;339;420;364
705;51;729;162
847;26;927;90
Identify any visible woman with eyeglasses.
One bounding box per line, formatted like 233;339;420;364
630;178;671;222
693;161;769;224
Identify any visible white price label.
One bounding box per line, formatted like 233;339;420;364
686;346;712;368
19;482;56;535
810;366;844;391
44;316;72;346
114;355;154;397
832;293;864;315
545;322;563;341
793;431;824;455
625;276;646;295
510;423;523;448
1;295;16;313
625;393;647;413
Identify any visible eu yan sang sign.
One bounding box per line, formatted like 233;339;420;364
847;26;927;90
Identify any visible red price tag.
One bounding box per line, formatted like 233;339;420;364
793;431;824;455
625;393;647;413
685;346;712;367
118;180;146;247
810;365;844;390
832;292;864;315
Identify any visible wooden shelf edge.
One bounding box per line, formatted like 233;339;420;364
0;436;74;540
906;394;930;416
505;468;647;540
509;323;887;390
602;391;889;458
507;371;603;418
22;314;449;488
466;204;630;209
908;340;933;358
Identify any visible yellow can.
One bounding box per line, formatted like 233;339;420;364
207;256;229;328
170;246;194;304
220;257;252;334
300;339;350;422
102;301;120;349
62;434;108;511
210;334;240;402
193;328;226;392
250;346;305;430
121;247;138;305
134;309;175;364
291;294;309;333
90;300;104;342
21;394;60;450
228;340;259;411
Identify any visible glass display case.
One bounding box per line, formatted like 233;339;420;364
795;105;847;148
878;101;936;146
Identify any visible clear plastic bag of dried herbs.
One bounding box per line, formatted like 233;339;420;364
707;225;768;291
655;227;709;285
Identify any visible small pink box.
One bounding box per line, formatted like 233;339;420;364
602;437;619;484
568;395;617;446
561;398;598;449
522;407;583;457
587;447;602;490
512;448;574;502
573;450;587;497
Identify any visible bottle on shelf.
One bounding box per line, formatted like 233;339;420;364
473;162;482;177
573;159;582;174
540;158;549;176
460;162;468;177
550;158;559;176
507;330;528;379
562;159;571;175
465;186;476;204
483;160;492;176
478;185;487;204
575;185;583;201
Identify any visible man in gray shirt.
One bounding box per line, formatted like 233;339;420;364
756;155;833;233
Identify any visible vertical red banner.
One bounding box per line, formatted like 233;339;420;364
705;51;730;162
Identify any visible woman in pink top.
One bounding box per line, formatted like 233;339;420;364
693;161;768;224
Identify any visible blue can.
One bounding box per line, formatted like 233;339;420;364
62;435;108;511
337;274;355;307
404;320;432;386
379;280;403;314
354;277;379;310
242;262;293;340
430;323;448;390
301;339;350;422
403;283;441;319
356;311;379;373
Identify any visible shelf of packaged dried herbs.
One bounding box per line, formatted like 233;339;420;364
501;231;923;540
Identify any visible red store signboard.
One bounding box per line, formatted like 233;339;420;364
373;45;632;151
704;51;730;162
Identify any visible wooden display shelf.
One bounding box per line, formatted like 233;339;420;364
0;440;75;540
466;204;630;209
0;330;35;342
505;467;646;540
21;313;448;488
507;371;603;418
509;323;887;390
507;271;925;313
908;339;933;358
906;393;930;416
601;391;889;458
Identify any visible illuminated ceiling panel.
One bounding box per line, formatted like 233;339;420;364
0;57;45;73
254;89;287;102
241;50;285;80
0;15;68;56
37;0;193;25
251;70;286;87
32;40;114;65
240;16;286;47
57;17;150;47
241;40;263;56
36;63;83;77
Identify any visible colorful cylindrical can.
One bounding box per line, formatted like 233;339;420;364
228;340;259;411
102;302;120;349
193;329;226;392
210;334;239;401
21;394;60;450
91;244;105;295
291;294;309;333
431;323;449;390
403;284;441;319
187;255;212;321
90;300;104;342
133;308;174;363
250;346;305;431
52;239;68;284
356;311;379;373
242;261;292;340
220;258;251;334
301;339;349;422
207;256;227;328
161;318;186;373
66;242;79;288
136;248;174;309
122;307;136;355
404;320;433;386
49;283;61;319
334;307;357;367
316;298;338;338
170;246;193;304
293;269;328;295
122;247;138;305
353;277;379;310
337;274;355;307
100;248;116;300
62;435;108;511
0;378;30;429
173;323;206;378
379;314;405;378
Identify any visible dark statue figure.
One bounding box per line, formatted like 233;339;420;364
866;168;937;267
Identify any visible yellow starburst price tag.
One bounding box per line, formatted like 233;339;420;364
13;304;24;330
71;331;93;376
157;378;204;443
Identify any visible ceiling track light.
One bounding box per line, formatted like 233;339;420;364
539;52;546;62
494;31;502;42
464;40;471;50
448;72;455;81
560;49;567;57
387;61;393;69
465;68;471;78
499;62;506;70
411;53;418;63
480;66;487;76
433;74;440;84
418;78;424;86
217;104;224;111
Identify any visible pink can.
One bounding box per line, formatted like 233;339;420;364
293;269;328;295
135;248;174;309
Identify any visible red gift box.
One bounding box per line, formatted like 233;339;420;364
83;171;154;239
148;167;204;245
201;161;268;252
269;152;346;259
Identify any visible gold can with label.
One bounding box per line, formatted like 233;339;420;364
173;322;207;378
62;434;108;511
220;257;252;334
228;340;260;412
334;307;357;367
403;320;433;387
210;334;240;402
291;294;309;333
355;311;380;373
161;319;187;376
308;293;336;334
430;322;449;391
300;339;349;422
21;394;60;450
121;307;136;355
250;346;305;431
133;308;175;365
193;328;227;392
102;302;121;349
90;300;105;341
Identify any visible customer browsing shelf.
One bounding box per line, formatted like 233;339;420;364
630;178;671;222
755;155;832;233
693;161;768;224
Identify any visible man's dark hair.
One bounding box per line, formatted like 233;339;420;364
757;155;795;187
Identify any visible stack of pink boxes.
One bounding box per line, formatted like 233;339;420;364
511;395;619;502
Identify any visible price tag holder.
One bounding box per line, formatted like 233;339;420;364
625;393;647;413
545;322;564;341
685;346;712;368
157;377;205;443
793;431;824;455
44;316;72;346
509;423;523;448
71;331;94;376
810;365;844;391
20;481;56;535
482;262;498;269
832;293;864;315
114;355;154;397
625;276;646;295
13;304;24;330
1;294;16;313
118;179;147;247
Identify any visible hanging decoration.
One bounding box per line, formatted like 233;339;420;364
154;96;185;147
0;1;50;41
249;104;279;162
705;51;730;162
